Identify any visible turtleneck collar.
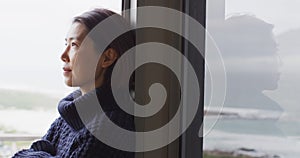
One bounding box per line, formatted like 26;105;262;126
58;85;120;131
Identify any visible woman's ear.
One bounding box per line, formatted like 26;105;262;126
99;48;119;68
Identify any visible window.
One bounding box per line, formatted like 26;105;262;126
205;0;300;157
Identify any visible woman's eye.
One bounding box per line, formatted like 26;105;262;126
71;43;78;47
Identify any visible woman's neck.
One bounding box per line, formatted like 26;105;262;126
80;77;105;95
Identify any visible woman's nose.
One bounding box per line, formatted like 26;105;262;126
61;47;70;62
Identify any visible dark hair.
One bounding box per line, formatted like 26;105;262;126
73;8;136;87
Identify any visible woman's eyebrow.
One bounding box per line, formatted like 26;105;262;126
65;37;77;41
65;35;86;42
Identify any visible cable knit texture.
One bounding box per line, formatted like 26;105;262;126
13;85;135;158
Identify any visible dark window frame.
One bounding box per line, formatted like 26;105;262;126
122;1;206;157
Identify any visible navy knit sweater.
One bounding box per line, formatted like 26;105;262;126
13;85;135;158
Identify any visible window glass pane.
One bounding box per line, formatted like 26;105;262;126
0;0;121;156
205;0;300;157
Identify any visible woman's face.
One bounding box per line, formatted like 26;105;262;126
61;22;103;89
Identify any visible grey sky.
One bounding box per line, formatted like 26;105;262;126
0;0;120;95
0;0;299;95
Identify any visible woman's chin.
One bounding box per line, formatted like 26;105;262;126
64;79;74;87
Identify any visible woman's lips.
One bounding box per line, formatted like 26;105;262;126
63;67;72;76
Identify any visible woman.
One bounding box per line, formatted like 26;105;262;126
13;8;135;157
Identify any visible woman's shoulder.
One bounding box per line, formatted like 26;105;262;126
44;117;62;133
48;117;65;130
42;116;72;140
